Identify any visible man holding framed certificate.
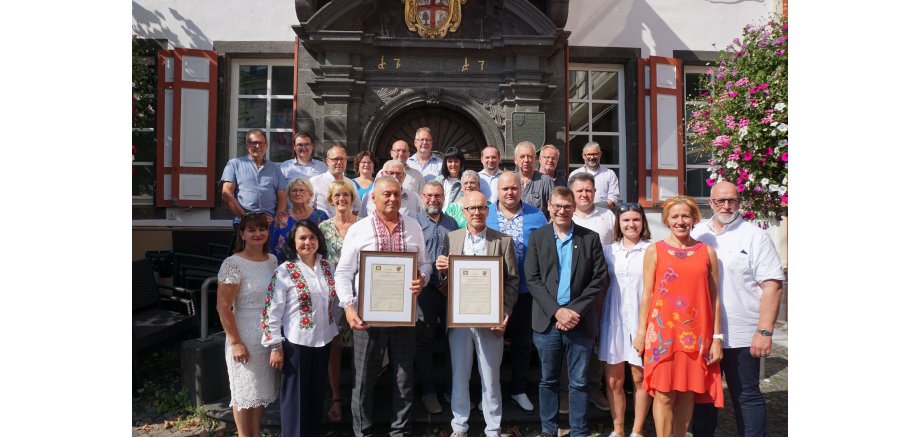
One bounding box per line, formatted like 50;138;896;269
334;176;430;437
435;191;519;437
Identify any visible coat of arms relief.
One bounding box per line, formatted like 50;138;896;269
402;0;466;39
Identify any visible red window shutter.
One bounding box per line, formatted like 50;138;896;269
155;48;218;208
637;56;685;206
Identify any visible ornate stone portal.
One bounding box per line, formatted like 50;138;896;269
293;0;569;164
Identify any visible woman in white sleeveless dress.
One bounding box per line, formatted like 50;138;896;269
216;212;280;436
598;203;654;437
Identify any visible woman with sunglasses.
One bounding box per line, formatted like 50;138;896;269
436;147;466;205
269;178;329;263
598;203;653;437
633;196;723;437
215;212;279;436
262;219;340;437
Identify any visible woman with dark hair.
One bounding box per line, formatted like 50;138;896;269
633;196;723;437
352;151;376;202
269;178;329;263
598;203;654;437
262;219;340;437
215;212;279;436
436;147;465;204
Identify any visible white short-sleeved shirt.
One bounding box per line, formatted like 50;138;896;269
692;216;785;348
568;166;621;206
572;207;616;245
280;158;328;182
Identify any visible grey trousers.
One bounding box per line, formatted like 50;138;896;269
351;326;416;437
449;327;504;436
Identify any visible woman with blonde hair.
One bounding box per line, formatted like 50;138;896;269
633;196;723;437
268;177;329;262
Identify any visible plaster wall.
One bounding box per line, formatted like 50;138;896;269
132;0;297;49
566;0;777;56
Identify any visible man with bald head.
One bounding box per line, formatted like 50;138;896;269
391;139;425;194
567;142;621;209
478;145;503;203
690;181;785;437
334;176;431;436
436;190;519;437
359;159;422;218
309;145;360;217
485;171;547;413
514;141;555;218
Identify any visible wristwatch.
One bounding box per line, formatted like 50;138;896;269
712;333;724;341
758;329;773;337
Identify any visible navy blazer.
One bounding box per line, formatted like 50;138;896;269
524;222;609;337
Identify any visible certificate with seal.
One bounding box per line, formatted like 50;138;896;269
357;251;418;326
447;256;503;327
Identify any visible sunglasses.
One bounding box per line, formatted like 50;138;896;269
617;202;643;212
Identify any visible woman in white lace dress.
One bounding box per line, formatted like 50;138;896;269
216;212;280;436
262;219;340;437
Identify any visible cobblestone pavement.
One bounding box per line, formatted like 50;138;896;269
132;322;787;437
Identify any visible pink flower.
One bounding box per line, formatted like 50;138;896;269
776;49;785;56
766;147;773;155
749;87;758;95
737;183;746;192
742;151;753;161
753;186;762;192
743;211;756;220
728;90;738;97
712;135;731;148
780;152;788;162
739;118;750;128
749;99;759;107
706;178;715;187
781;193;788;204
735;77;749;87
758;83;770;91
761;116;773;124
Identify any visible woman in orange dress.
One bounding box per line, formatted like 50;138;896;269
632;195;723;437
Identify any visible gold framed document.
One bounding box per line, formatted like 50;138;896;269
357;251;418;326
447;255;504;328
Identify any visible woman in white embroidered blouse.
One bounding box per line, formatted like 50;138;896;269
598;203;654;437
216;212;279;437
262;219;340;437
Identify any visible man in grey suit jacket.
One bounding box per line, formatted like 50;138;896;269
435;191;519;437
524;187;609;437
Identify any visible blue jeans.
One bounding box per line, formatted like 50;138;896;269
692;347;766;437
532;326;593;437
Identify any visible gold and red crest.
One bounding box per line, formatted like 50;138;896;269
402;0;466;39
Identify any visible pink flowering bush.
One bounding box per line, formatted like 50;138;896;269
687;17;788;226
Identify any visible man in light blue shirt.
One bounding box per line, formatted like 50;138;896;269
407;127;443;182
279;131;328;182
220;128;287;225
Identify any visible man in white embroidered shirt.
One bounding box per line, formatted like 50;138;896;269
334;176;431;437
690;181;785;437
435;191;518;437
567;142;621;209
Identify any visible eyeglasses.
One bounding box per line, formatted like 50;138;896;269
422;193;444;199
327;157;347;162
294;143;312;148
618;202;643;212
384;171;405;177
550;203;574;211
241;211;269;220
463;206;489;213
583;153;601;158
711;198;739;206
246;140;266;146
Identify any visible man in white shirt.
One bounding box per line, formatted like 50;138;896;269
335;176;430;437
280;131;328;181
568;142;621;209
407;127;443;182
359;160;422;218
435;191;519;437
390;139;424;194
309;145;360;218
478;145;502;203
690;181;785;437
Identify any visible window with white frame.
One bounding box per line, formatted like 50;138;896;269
684;66;712;199
132;39;158;205
567;64;627;196
229;60;295;162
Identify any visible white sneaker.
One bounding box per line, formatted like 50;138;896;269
629;433;643;437
510;393;534;412
608;432;624;437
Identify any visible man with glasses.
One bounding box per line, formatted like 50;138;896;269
391;140;425;194
414;180;460;415
280;131;328;181
484;171;547;414
435;190;519;437
220;128;287;228
539;144;568;187
568;142;621;209
309;145;360;218
514;141;555;218
359;160;422;218
478;145;502;203
690;181;785;437
525;187;609;437
407;127;443;182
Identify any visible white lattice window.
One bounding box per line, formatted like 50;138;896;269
228;60;295;162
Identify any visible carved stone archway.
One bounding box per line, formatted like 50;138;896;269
374;106;487;165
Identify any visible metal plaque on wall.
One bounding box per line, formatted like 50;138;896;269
509;112;546;147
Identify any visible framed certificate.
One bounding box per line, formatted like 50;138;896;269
447;256;504;328
357;251;418;326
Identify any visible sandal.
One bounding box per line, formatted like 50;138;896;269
327;398;343;422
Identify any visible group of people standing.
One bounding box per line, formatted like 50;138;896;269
214;127;784;437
